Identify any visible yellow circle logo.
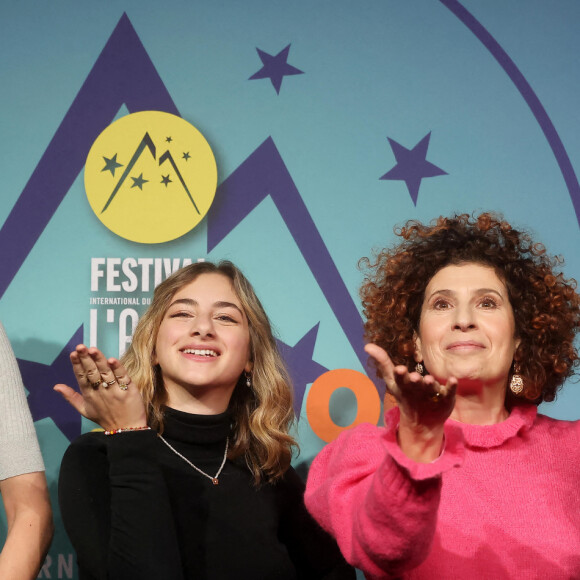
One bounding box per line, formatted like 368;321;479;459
85;111;217;243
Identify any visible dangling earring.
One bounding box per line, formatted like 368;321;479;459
415;362;424;375
510;363;524;395
245;372;252;388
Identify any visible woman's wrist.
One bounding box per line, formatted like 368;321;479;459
104;425;151;436
397;421;445;463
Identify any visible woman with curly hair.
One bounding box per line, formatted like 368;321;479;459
305;213;580;579
55;261;354;580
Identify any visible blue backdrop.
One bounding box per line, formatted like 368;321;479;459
1;1;579;577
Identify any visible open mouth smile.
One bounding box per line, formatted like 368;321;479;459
181;349;219;357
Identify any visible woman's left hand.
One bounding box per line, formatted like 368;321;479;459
53;344;148;431
365;343;456;462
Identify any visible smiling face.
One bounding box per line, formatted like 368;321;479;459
154;273;252;412
414;263;520;395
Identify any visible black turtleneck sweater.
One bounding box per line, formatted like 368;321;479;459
58;407;355;580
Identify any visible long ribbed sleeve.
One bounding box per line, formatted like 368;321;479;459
59;430;184;580
305;408;464;578
0;322;44;480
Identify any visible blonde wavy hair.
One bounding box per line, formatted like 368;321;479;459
121;261;296;484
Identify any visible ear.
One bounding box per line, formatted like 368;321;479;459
413;332;423;363
244;360;253;373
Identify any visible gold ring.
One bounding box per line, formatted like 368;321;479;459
431;392;442;403
118;383;129;391
90;380;101;389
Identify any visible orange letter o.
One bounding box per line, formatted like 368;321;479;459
306;369;381;443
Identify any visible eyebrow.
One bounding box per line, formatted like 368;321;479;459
426;288;504;301
168;298;244;316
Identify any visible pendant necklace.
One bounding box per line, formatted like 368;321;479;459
158;434;229;485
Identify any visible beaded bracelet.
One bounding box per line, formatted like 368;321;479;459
104;426;151;436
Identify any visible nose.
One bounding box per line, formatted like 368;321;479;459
190;314;215;338
452;304;476;331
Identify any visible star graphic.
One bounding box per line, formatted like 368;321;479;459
182;152;191;161
380;132;447;205
165;136;173;143
277;323;328;417
101;153;123;176
20;326;84;441
249;44;304;95
131;173;148;189
161;174;172;187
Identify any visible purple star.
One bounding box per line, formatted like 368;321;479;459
277;323;328;417
380;132;447;205
20;326;84;441
249;44;304;95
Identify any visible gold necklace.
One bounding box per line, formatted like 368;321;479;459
158;434;229;485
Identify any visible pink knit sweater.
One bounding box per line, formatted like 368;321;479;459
305;405;580;579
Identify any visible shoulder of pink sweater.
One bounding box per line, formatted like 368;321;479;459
534;409;580;445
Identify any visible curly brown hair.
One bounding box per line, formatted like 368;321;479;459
360;212;580;405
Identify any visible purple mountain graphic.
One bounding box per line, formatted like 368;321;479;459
0;13;179;300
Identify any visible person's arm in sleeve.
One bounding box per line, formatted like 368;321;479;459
56;344;183;580
305;411;464;578
305;342;463;577
59;430;184;580
0;323;45;478
0;322;53;578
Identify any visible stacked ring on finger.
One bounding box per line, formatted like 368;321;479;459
102;379;117;389
90;380;102;389
116;377;131;391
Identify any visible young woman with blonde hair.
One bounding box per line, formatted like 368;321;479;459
56;261;353;580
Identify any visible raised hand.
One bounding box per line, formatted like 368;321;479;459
365;343;456;462
54;344;148;431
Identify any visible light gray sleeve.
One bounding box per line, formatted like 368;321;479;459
0;322;45;480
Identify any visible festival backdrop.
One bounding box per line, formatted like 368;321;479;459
1;1;579;577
